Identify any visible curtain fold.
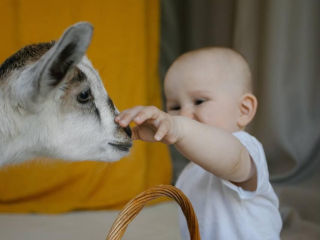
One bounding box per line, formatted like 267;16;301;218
234;0;320;181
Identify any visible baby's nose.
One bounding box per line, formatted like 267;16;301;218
179;108;195;119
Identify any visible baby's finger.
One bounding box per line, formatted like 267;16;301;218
115;109;129;123
117;106;145;127
154;119;170;141
132;106;161;125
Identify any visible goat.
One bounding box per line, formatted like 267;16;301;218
0;22;132;167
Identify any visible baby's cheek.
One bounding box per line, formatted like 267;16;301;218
198;110;219;126
201;108;235;131
222;109;240;132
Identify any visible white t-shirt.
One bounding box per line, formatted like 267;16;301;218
175;131;282;240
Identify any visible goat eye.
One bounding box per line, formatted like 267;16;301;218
77;90;91;103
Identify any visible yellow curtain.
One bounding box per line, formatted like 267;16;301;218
0;0;172;213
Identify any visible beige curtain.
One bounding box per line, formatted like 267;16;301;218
160;0;319;239
234;1;320;239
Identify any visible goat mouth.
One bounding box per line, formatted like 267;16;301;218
108;142;133;151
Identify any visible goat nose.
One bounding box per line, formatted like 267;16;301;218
123;126;132;138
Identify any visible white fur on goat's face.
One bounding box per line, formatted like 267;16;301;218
0;22;132;166
32;56;132;162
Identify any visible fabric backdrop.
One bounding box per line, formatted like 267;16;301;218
160;0;319;239
0;0;172;213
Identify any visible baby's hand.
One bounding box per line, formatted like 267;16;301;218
115;106;182;144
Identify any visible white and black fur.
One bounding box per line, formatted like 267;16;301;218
0;22;132;167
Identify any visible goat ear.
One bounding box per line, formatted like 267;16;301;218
33;22;93;102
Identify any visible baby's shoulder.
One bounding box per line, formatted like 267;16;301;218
233;130;258;141
232;131;268;172
233;131;264;152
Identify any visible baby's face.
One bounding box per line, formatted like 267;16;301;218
164;56;243;133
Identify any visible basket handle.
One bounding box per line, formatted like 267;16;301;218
106;185;201;240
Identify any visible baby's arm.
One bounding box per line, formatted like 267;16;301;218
115;106;256;190
173;117;256;190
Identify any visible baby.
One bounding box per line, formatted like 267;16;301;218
115;47;282;240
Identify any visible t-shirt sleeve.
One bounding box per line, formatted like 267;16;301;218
221;131;271;199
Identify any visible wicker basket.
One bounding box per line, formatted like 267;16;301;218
106;185;201;240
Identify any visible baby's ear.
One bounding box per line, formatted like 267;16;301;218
237;93;258;128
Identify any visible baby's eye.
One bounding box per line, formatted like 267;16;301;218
170;106;180;111
195;99;205;105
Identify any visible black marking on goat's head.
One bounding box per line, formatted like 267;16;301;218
60;66;101;123
94;104;101;122
107;97;116;112
0;41;55;80
70;67;86;83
